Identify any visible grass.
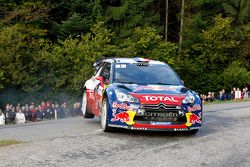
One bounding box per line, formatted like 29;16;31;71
0;140;24;147
204;98;250;105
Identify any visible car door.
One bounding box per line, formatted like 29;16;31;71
93;62;111;116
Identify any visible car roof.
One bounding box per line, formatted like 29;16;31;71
94;57;166;66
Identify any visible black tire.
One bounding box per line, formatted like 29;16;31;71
187;129;199;135
82;91;94;119
101;98;114;132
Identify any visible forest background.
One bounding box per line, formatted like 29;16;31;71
0;0;250;105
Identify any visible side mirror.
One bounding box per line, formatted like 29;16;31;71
181;80;184;85
95;76;104;82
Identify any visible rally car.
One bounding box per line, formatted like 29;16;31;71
81;57;202;134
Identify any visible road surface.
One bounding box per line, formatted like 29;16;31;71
1;102;250;167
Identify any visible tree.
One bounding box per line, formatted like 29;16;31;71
119;26;177;65
178;15;240;92
223;61;250;89
48;22;118;94
52;13;91;39
0;24;48;93
0;69;4;89
222;0;250;25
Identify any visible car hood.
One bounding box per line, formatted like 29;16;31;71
114;83;189;95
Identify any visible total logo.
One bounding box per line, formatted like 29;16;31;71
142;96;178;102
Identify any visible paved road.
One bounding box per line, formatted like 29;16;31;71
1;102;250;167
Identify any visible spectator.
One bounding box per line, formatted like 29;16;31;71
235;87;242;100
30;102;36;122
206;92;214;102
61;102;70;117
58;103;65;119
76;102;82;116
71;103;78;116
227;91;234;100
219;90;226;101
211;92;216;101
45;102;54;120
243;88;249;99
15;108;25;124
24;104;32;121
53;103;60;120
36;105;43;121
0;109;5;126
245;87;250;98
41;100;46;112
7;107;16;124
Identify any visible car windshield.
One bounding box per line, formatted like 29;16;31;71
113;63;182;85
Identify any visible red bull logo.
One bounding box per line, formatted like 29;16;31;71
185;112;201;127
111;112;130;123
111;110;136;125
187;104;201;112
112;102;129;110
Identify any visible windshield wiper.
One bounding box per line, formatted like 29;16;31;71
118;81;137;84
146;83;173;85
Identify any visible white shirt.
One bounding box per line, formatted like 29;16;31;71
15;112;25;124
0;114;5;126
235;90;242;99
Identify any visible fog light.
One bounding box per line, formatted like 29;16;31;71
137;108;145;116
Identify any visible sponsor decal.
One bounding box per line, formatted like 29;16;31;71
187;104;201;112
174;128;188;131
151;122;171;125
135;86;177;92
111;110;136;125
143;96;178;102
97;86;103;95
145;112;178;118
115;64;127;68
131;127;147;130
112;102;130;110
185;112;201;127
108;124;129;129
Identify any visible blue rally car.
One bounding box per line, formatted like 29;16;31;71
81;57;202;134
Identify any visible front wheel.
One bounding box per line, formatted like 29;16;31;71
101;98;113;132
187;129;199;135
82;91;94;119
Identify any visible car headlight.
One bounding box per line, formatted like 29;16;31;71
182;93;195;104
115;90;140;103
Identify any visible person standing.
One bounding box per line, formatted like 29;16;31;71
235;88;242;100
0;109;5;126
15;108;26;124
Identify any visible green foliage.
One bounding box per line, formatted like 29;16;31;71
52;13;91;39
0;24;48;93
179;15;241;93
48;22;118;93
104;0;161;38
120;27;177;65
223;61;250;89
0;69;4;89
191;15;238;66
1;1;50;27
222;0;250;25
0;0;249;103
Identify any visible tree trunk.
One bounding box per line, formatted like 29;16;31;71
178;0;185;60
165;0;169;42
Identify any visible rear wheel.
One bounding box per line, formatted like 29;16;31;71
82;91;94;119
101;98;113;132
